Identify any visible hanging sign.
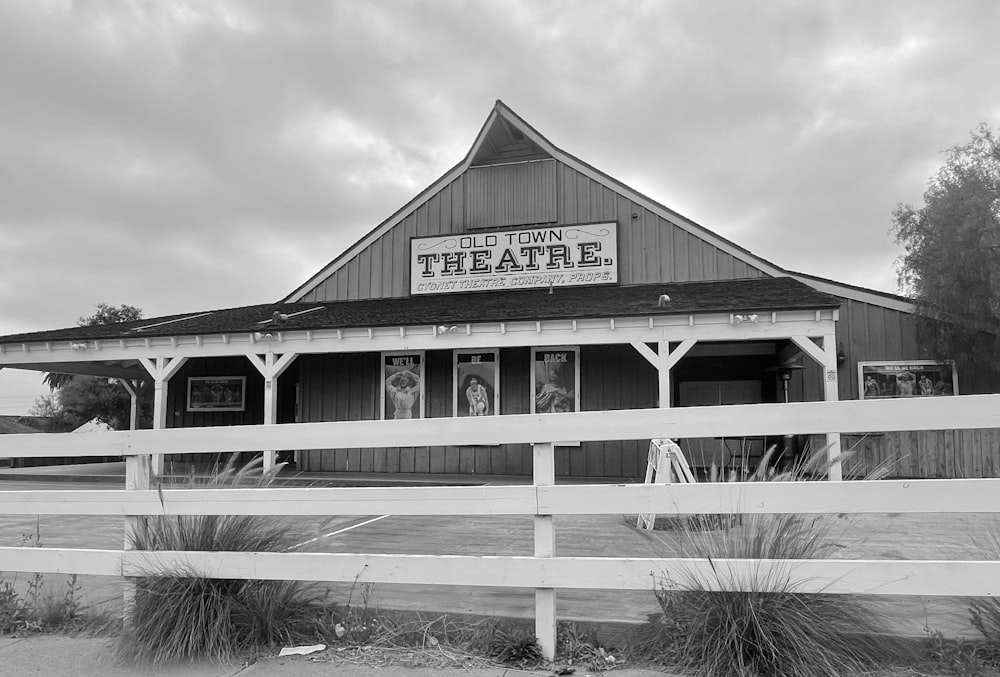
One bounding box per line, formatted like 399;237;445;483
410;223;618;295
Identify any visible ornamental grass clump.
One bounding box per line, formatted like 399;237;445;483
968;527;1000;669
118;455;337;664
647;443;910;677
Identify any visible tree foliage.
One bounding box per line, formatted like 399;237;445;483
37;303;151;429
33;378;149;431
43;303;143;390
892;123;1000;375
77;302;143;327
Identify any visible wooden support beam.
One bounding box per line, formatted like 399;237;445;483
657;338;697;408
138;356;189;476
115;379;141;432
246;352;299;472
629;341;658;368
790;335;826;367
663;339;697;370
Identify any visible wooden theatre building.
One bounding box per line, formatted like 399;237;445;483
0;101;995;479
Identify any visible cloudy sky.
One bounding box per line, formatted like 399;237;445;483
1;0;999;413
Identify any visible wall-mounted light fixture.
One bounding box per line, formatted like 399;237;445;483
657;294;671;307
70;342;88;350
436;325;459;335
253;332;273;342
733;313;759;324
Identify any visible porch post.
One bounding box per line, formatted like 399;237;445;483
116;379;141;432
822;333;842;481
246;351;298;472
138;357;188;476
657;340;670;409
656;338;696;409
790;335;842;481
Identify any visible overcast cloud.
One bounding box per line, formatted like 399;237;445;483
1;0;999;413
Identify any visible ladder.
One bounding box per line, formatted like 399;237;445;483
637;438;695;530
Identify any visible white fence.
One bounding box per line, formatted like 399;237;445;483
1;395;1000;659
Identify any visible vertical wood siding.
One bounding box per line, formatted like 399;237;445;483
296;345;658;478
466;160;557;229
840;429;1000;479
165;357;263;470
300;162;768;303
831;298;1000;478
576;344;658;480
290;159;1000;479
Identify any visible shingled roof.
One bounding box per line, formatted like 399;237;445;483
1;277;839;345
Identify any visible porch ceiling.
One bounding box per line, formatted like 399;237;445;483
1;359;147;379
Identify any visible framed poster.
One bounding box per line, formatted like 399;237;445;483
454;349;499;417
187;376;246;412
858;360;958;400
381;351;425;420
531;347;580;414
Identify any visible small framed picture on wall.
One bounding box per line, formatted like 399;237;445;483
381;351;425;420
187;376;246;412
454;349;499;417
858;360;958;400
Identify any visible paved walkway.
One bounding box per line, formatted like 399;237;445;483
0;635;676;677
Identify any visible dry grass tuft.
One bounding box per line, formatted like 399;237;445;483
642;443;914;677
117;455;339;664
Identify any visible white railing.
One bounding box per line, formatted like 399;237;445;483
1;395;999;659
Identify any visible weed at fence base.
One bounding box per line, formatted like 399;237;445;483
1;518;107;635
116;455;341;664
641;445;915;677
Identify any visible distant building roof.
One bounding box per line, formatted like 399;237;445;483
0;416;44;434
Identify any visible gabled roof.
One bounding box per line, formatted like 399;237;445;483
0;277;839;346
788;270;914;313
282;100;912;315
283;100;791;303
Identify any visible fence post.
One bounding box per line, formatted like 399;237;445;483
533;441;556;661
123;452;151;628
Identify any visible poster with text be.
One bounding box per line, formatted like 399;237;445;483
454;350;499;417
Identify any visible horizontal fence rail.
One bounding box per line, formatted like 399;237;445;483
1;479;1000;516
2;548;1000;597
1;395;999;458
1;395;999;660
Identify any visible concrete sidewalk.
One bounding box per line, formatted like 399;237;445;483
0;635;675;676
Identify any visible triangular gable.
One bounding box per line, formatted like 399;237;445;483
283;101;911;315
468;108;551;166
284;100;784;302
